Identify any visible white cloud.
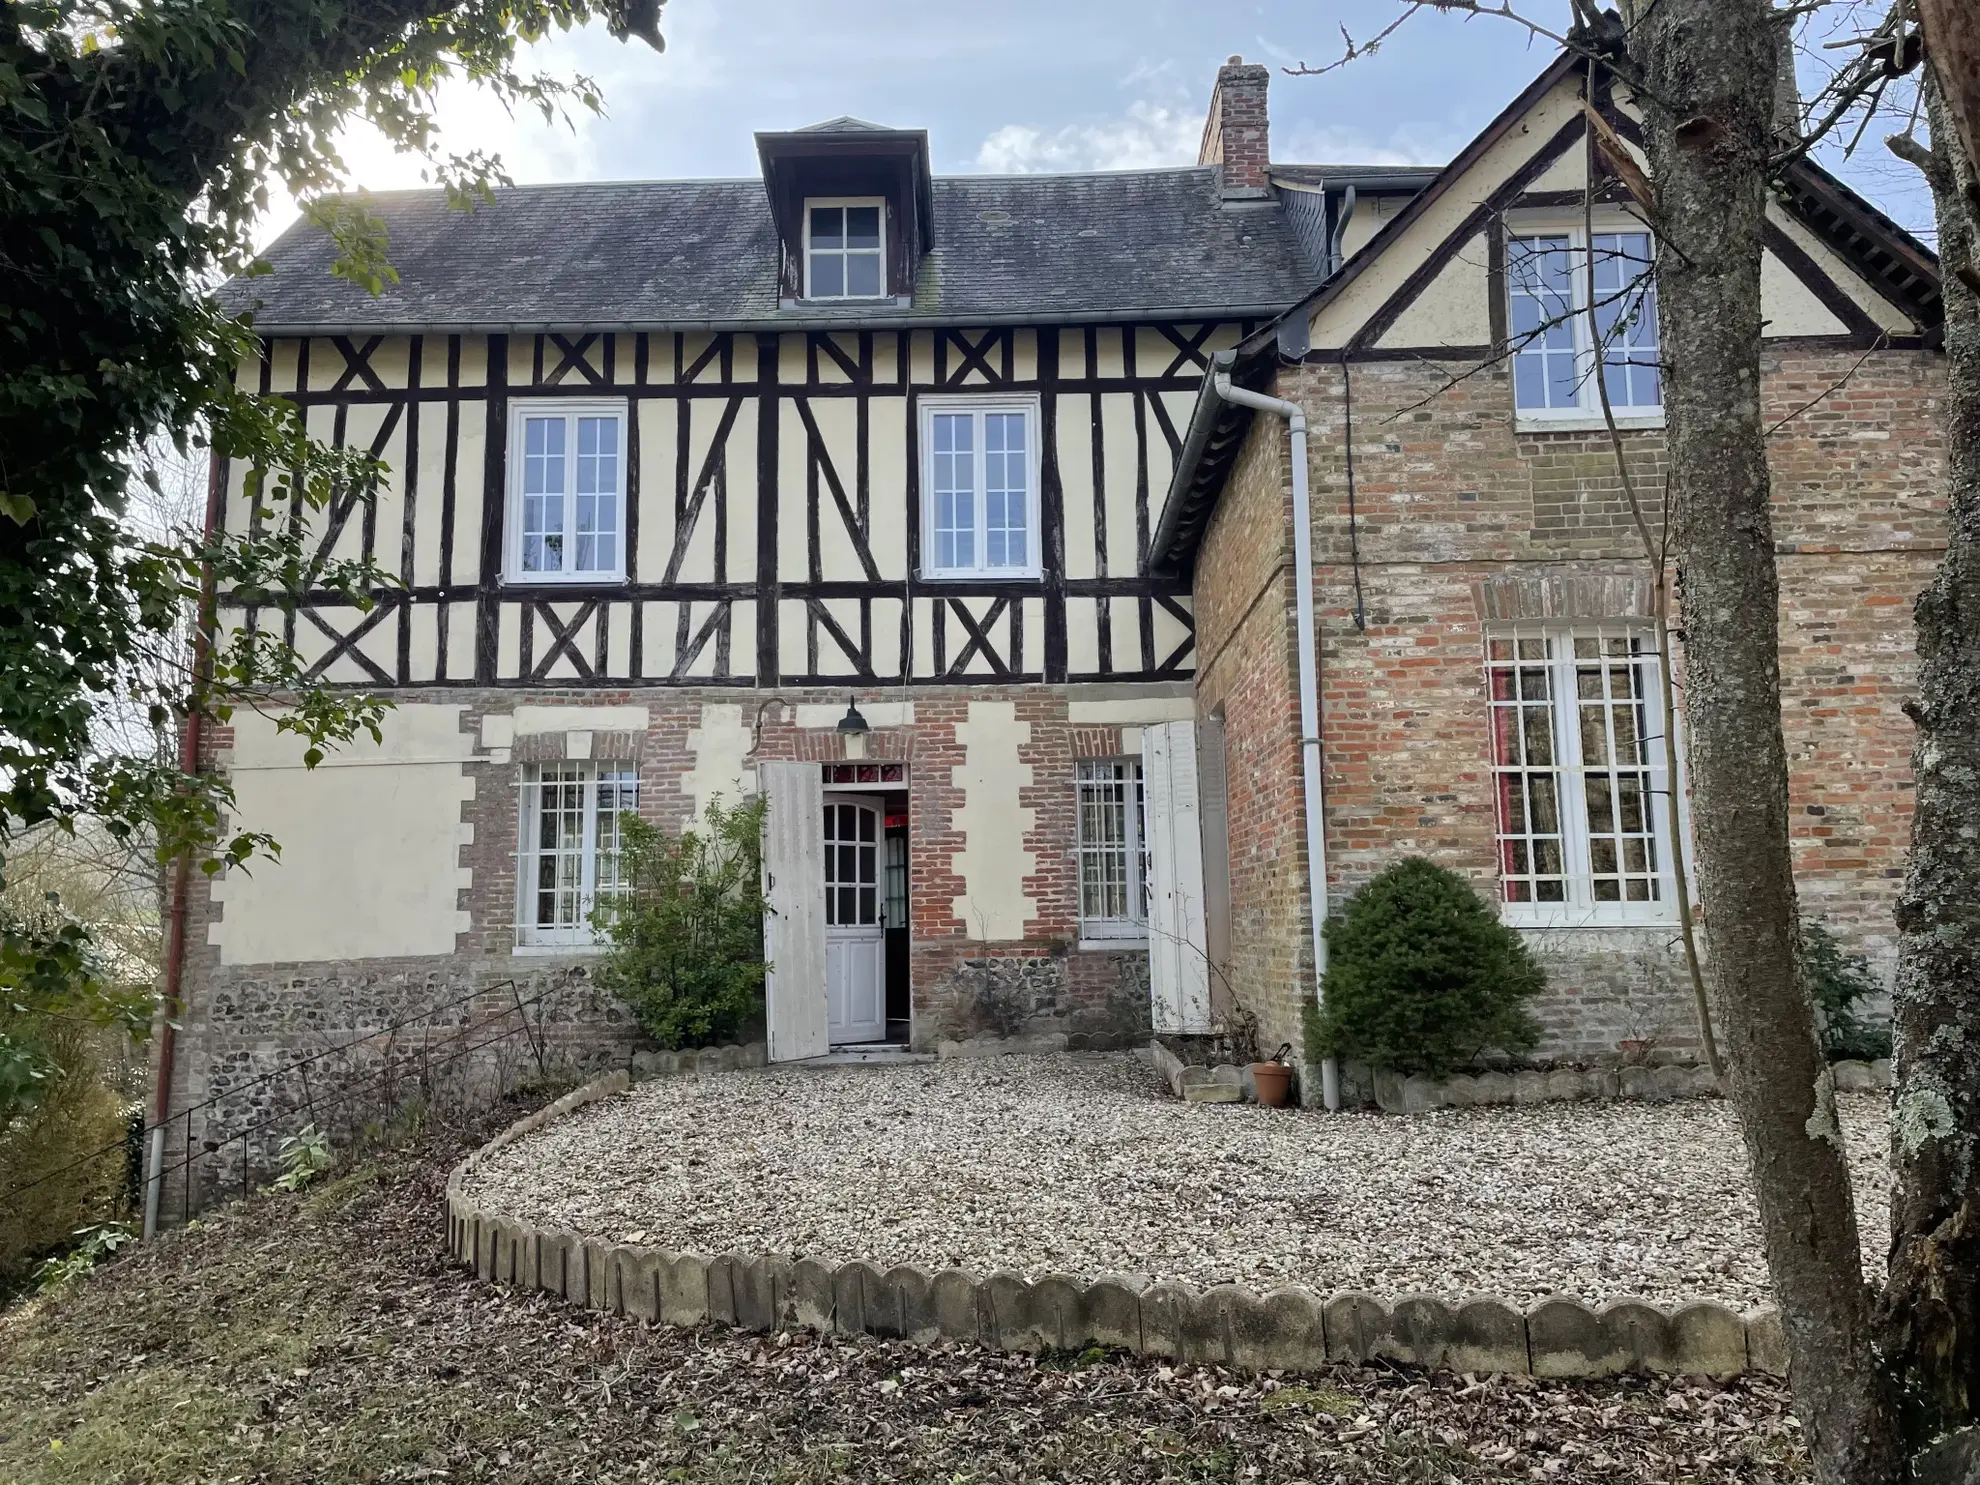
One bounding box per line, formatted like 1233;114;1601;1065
973;98;1201;174
1273;120;1455;168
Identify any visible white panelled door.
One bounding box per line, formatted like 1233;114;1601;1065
824;795;887;1045
762;762;829;1063
1143;721;1212;1035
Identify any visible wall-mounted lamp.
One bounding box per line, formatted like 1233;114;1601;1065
837;694;870;759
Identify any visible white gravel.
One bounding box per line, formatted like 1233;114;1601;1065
461;1051;1890;1308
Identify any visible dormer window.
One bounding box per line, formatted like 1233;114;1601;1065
805;198;886;299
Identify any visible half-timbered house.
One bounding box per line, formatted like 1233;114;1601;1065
165;49;1941;1135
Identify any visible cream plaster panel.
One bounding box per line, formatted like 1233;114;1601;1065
950;701;1035;941
411;407;453;587
635;400;679;579
806;398;869;580
418;336;451;389
1058;407;1099;581
777;403;810;583
209;705;475;965
1760;244;1848;336
1100;393;1141;576
444;601;478;679
1528;147;1587;193
1376;238;1494;348
510;704;650;736
1120;727;1144;756
1311;77;1582;350
908;330;936;384
1768;203;1914;332
507;337;534;387
867;399;909;578
455;337;488;388
1010;329;1040;382
1065;597;1102;675
407;605;440;682
685;703;756;817
1068;696;1197;725
793;701;915;730
1089;330;1127;381
450;404;487;585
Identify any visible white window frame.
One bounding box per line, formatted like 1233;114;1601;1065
802;196;888;301
504;399;629;584
918;394;1044;580
1076;758;1149;944
1506;222;1664;430
516;761;639;948
1485;622;1685;928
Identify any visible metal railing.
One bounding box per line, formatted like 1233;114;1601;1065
4;980;558;1241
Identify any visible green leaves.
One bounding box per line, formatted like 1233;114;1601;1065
594;797;770;1051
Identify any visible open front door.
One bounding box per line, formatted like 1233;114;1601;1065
762;761;828;1062
824;796;887;1044
1143;721;1212;1035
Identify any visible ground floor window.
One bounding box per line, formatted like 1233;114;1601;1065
1486;623;1679;925
518;762;639;945
1076;759;1148;941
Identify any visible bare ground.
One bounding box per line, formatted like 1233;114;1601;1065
0;1099;1815;1484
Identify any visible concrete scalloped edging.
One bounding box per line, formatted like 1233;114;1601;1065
445;1055;1789;1380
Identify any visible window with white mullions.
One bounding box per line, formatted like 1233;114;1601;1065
921;397;1041;579
1487;624;1679;924
507;399;627;582
804;198;886;299
1508;229;1661;418
518;762;638;946
1076;759;1149;941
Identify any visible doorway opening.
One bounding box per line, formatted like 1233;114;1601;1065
822;762;910;1047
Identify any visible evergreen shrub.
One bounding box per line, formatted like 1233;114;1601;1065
1308;857;1544;1079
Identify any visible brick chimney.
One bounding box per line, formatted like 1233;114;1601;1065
1199;55;1271;200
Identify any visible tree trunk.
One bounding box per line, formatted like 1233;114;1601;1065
1617;2;1903;1479
1883;77;1980;1482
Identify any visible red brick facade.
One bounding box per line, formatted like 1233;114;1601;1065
1194;347;1945;1062
1199;59;1272;200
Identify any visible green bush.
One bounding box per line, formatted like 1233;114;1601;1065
1308;858;1544;1079
0;1016;132;1289
594;796;769;1051
1800;917;1892;1063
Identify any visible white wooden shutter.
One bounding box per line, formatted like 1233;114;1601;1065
1196;716;1233;993
1143;721;1212;1035
761;761;828;1062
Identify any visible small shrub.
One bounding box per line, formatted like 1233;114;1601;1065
274;1125;333;1192
965;961;1030;1040
1801;918;1892;1063
595;796;768;1051
0;1016;131;1287
33;1221;133;1293
1309;858;1544;1079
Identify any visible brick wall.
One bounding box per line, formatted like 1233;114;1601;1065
1193;346;1944;1063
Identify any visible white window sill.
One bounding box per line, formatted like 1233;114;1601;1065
1502;913;1680;932
920;570;1044;583
512;942;611;957
1078;935;1149;952
499;571;627;587
1514;412;1666;435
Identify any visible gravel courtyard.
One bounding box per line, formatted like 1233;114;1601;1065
460;1051;1890;1309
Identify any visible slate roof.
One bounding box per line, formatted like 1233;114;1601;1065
233;166;1320;334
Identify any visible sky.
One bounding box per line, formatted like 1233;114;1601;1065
322;0;1935;245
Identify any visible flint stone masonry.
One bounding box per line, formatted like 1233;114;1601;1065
448;1063;1790;1379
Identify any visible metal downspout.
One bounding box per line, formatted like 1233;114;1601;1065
1210;374;1339;1112
143;448;225;1238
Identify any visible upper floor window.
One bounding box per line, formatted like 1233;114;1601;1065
1076;759;1148;942
1487;623;1680;926
805;198;886;299
1508;230;1661;420
518;761;638;947
920;396;1041;579
507;400;626;582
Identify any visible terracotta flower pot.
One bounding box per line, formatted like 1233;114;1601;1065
1250;1061;1293;1108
